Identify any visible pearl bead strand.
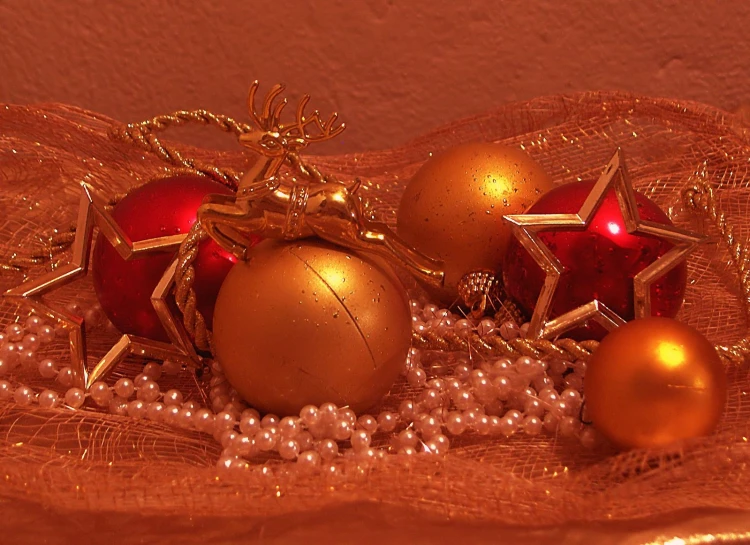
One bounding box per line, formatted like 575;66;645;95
1;301;598;476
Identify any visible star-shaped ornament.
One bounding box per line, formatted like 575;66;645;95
4;184;201;390
504;149;705;340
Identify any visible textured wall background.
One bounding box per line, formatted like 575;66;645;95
1;0;749;153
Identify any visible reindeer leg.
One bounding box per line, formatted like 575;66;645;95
198;196;264;261
355;220;445;288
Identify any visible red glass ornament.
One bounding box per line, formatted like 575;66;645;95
503;180;687;340
92;175;253;342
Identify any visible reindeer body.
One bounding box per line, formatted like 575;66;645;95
197;81;444;288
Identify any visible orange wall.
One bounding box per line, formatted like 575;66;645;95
1;1;749;153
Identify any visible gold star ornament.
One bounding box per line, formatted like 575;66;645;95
503;149;705;340
4;184;200;390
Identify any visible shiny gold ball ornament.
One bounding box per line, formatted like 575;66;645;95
212;239;411;416
397;142;554;304
584;317;727;450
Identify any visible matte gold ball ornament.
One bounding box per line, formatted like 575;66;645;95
584;317;727;450
212;239;412;416
397;142;555;304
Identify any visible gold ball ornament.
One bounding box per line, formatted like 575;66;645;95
212;239;411;416
396;142;554;304
584;317;727;450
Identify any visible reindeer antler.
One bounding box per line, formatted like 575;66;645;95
247;81;345;143
282;94;345;143
247;81;288;131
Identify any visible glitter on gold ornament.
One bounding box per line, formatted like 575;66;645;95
397;142;554;305
212;239;411;416
584;317;727;450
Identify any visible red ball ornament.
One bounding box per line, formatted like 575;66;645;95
92;175;249;342
503;180;687;340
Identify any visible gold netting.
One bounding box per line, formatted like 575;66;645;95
1;93;750;541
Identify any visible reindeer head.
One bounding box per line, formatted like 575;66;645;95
240;81;345;157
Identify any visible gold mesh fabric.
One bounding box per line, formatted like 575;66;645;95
1;94;750;542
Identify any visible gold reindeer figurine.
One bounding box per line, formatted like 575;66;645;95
198;81;445;288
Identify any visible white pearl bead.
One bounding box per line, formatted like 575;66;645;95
127;400;147;419
278;439;300;460
37;358;57;379
297;450;321;471
56;366;76;388
134;373;150;388
220;430;239;449
38;389;59;409
406;366;427;387
399;445;418;455
22;333;40;352
163;389;183;406
416;416;441;440
338;408;356;426
421;303;439;321
13;385;34;406
376;411;397;432
137;380;161;402
417;388;442;409
317;438;339;461
278;416;300;437
5;323;24;342
261;414;279;428
0;380;11;400
523;415;543;435
499;321;520;340
227;434;253;457
425;433;450;455
473;414;491;435
559;416;581;438
255;429;277;451
90;381;113;407
357;415;378;434
37;324;55;344
454;362;471;379
0;343;20;366
296;431;314;452
543;412;560;432
299;405;320;427
113;378;135;399
318;402;338;425
239;413;261;436
477;318;496;337
492;376;513;400
142;362;162;380
64;387;85;408
109;396;129;416
399;400;417;420
445;412;467;435
177;407;195;429
524;397;545;417
194;408;215;433
397;429;418;448
18;347;36;366
451;388;473;410
214;411;236;431
161;359;182;375
579;426;598;448
454;319;473;338
146;402;165;421
498;415;518;437
25;315;43;332
162;405;180;426
331;419;352;441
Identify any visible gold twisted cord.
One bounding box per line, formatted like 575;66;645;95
108;110;250;188
173;222;214;354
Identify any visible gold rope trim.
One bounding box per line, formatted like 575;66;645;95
108;109;250;188
174;222;214;354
